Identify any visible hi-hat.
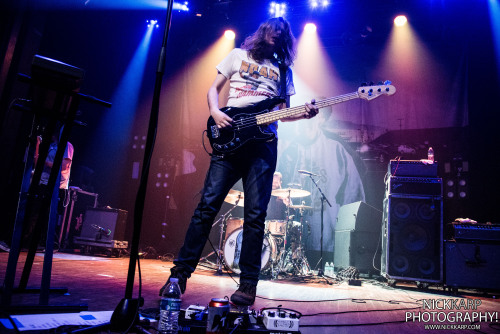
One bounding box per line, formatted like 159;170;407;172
271;188;311;198
224;189;244;207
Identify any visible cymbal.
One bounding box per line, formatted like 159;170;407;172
224;189;244;207
271;188;311;198
289;204;313;210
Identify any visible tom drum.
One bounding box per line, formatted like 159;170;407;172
265;220;287;235
225;217;244;237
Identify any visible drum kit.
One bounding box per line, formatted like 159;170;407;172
202;185;313;279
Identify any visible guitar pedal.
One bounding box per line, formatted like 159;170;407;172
262;310;300;332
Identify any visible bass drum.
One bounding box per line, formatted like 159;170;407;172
223;227;277;274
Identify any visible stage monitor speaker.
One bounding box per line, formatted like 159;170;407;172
381;195;443;283
80;208;128;241
445;240;500;290
334;202;382;274
335;201;382;233
334;230;380;274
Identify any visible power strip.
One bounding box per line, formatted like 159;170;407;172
262;310;300;332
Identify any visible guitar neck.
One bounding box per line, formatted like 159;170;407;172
256;91;360;124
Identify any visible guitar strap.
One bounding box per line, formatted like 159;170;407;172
279;63;289;108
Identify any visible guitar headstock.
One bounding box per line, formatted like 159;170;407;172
358;81;396;100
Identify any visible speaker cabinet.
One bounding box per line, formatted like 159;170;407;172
80;208;128;241
381;195;443;282
445;240;500;290
334;202;382;274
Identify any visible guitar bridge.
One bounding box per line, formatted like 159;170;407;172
210;125;220;138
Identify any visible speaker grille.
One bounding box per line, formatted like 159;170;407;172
381;195;443;282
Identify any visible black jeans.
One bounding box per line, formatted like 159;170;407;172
174;140;277;285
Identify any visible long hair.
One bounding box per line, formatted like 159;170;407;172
241;17;296;67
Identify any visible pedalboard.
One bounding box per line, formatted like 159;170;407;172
178;307;301;333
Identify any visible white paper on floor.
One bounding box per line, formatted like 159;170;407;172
6;310;113;331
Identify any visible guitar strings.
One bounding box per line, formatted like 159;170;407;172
231;92;360;130
258;92;360;125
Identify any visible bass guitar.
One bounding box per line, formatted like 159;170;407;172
207;83;396;154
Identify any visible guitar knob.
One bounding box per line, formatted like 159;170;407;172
229;142;235;147
235;138;240;143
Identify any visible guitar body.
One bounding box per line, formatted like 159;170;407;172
207;97;284;154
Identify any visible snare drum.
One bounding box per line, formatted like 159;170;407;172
265;220;287;235
225;217;244;237
223;227;277;274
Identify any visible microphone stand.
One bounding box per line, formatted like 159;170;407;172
308;174;332;277
70;2;175;333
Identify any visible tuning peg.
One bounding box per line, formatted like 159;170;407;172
360;82;367;87
384;80;392;85
378;81;383;85
369;81;374;86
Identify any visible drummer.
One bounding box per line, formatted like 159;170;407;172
266;171;291;220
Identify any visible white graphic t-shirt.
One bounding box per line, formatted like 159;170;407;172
216;48;296;135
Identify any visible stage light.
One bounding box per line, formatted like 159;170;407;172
304;23;317;33
394;15;408;27
310;0;329;9
147;19;159;29
270;2;286;17
224;30;235;40
173;1;189;12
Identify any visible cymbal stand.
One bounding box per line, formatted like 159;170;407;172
293;206;312;276
274;193;314;278
200;197;241;275
270;193;291;279
308;175;332;277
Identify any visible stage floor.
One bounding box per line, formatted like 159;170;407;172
1;251;499;333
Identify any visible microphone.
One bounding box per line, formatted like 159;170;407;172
298;170;319;177
91;224;111;237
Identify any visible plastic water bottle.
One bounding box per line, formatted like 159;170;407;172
324;262;331;277
427;147;434;163
158;278;182;334
329;262;334;277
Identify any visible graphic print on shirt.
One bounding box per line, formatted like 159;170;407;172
237;60;279;98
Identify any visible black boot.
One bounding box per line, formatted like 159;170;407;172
230;282;257;306
159;267;189;296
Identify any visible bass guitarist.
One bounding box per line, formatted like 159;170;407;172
160;16;318;306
